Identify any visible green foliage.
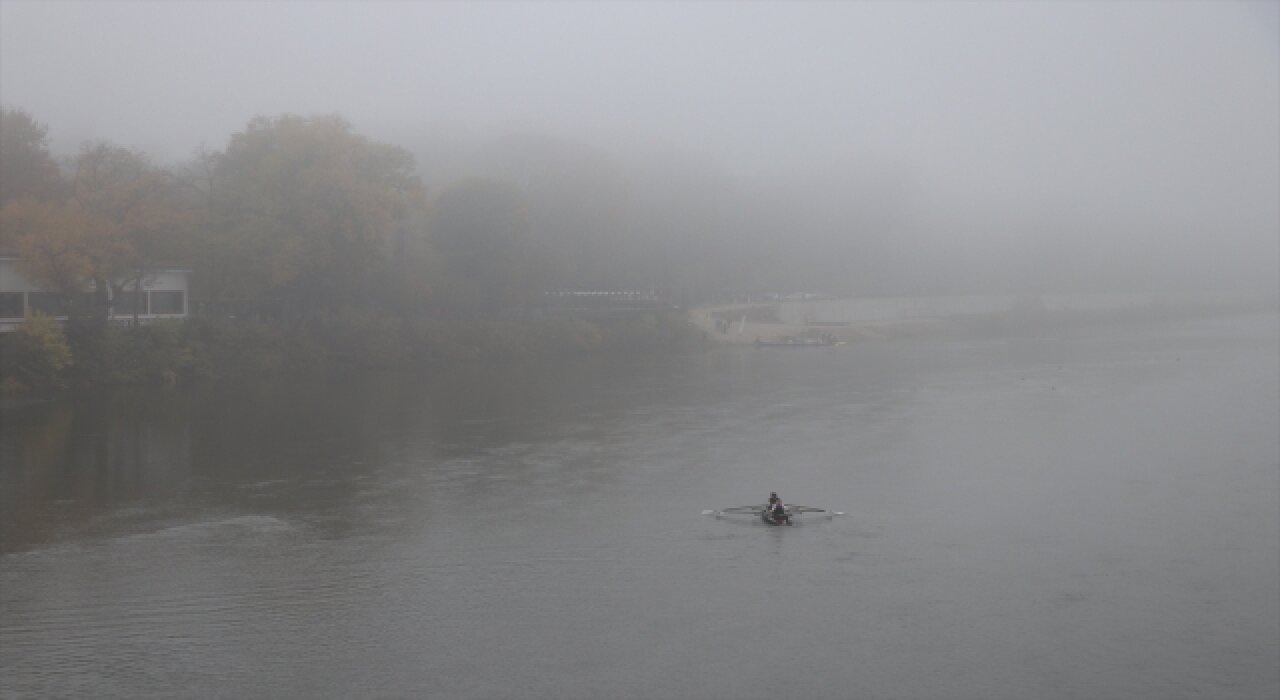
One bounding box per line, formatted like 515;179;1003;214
98;322;197;385
0;314;72;393
0;312;705;392
184;316;323;379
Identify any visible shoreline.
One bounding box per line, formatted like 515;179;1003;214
689;302;959;345
688;297;1279;346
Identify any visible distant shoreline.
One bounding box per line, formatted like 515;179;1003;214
689;296;1279;345
689;302;960;345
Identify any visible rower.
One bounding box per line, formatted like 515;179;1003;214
767;493;792;525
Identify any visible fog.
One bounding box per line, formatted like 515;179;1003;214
2;1;1277;297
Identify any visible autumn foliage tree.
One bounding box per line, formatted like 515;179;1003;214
1;107;709;388
202;115;426;320
2;143;188;327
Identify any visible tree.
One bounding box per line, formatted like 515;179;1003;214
206;115;426;319
429;178;536;316
175;146;227;312
0;107;62;208
2;143;188;328
76;144;191;325
0;313;72;392
483;134;629;290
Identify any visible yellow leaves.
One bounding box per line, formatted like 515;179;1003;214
0;142;190;300
210;114;425;309
73;144;186;245
5;112;427;317
2;197;100;290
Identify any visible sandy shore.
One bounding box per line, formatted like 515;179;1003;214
689;303;958;345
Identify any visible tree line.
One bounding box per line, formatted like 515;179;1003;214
0;108;709;390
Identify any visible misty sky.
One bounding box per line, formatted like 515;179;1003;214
2;1;1277;292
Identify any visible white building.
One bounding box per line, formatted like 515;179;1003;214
0;256;190;332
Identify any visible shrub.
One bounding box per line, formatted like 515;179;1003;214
185;316;323;379
105;321;198;385
0;314;72;393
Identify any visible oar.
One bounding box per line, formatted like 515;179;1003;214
789;505;846;516
703;507;845;517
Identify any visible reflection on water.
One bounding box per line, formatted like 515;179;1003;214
1;390;194;551
1;360;628;551
2;315;1277;699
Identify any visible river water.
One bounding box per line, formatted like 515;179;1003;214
2;313;1277;699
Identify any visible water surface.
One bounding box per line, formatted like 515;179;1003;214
3;314;1277;699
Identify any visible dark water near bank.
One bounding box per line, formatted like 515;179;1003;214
3;314;1277;699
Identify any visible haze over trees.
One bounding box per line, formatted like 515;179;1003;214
0;104;967;336
0;3;1276;388
4;101;1277;318
189;114;425;320
1;108;730;387
3;129;189;331
0;108;61;208
3;1;1275;306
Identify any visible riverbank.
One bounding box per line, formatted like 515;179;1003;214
689;303;959;345
0;311;706;394
688;296;1280;346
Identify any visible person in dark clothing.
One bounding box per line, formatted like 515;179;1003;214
766;492;792;525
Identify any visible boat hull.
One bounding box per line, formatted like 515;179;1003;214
761;510;790;525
